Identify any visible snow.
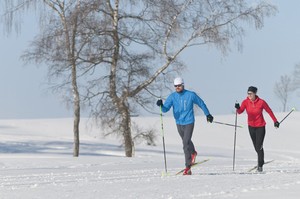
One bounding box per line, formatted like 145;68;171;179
1;112;300;199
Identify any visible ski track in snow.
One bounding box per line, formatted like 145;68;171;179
1;156;300;199
1;114;300;198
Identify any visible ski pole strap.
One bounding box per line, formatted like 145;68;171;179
279;108;295;124
213;121;243;128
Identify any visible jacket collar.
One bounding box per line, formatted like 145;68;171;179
247;95;260;103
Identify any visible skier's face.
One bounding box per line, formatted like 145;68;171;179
247;92;256;101
174;84;184;93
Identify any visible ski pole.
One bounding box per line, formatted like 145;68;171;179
279;108;295;124
159;104;168;174
232;107;238;171
213;121;243;128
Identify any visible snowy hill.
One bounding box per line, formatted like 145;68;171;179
0;111;300;199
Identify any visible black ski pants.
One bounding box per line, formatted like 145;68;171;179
248;126;266;167
176;123;196;167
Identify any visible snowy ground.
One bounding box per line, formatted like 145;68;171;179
0;111;300;199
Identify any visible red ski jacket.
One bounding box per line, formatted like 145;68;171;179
237;96;277;127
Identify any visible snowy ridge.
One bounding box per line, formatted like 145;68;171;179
0;111;300;198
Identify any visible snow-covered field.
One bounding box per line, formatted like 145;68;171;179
0;111;300;199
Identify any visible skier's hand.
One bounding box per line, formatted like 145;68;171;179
274;121;280;128
156;99;163;107
206;114;214;123
235;103;240;109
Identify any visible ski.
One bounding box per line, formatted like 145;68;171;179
175;159;209;175
247;160;275;172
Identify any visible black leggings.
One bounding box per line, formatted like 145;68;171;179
248;126;266;167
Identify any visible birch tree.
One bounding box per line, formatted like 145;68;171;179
2;0;94;157
293;64;300;89
84;0;277;157
274;75;294;112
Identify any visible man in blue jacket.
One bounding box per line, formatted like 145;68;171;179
156;77;213;175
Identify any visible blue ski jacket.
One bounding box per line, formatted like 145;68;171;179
161;89;210;125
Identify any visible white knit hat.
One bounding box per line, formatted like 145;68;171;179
174;77;184;85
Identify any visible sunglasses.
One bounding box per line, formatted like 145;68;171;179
247;92;255;95
174;84;182;88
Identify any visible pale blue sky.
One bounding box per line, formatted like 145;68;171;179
0;0;299;119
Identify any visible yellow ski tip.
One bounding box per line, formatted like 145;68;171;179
292;107;296;111
161;171;170;177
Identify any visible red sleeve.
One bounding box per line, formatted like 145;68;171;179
263;100;278;122
237;99;246;114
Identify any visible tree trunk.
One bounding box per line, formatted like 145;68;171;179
108;0;134;157
73;100;80;157
72;64;80;157
283;100;287;112
120;105;133;157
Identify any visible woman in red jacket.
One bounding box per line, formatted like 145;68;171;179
235;86;280;172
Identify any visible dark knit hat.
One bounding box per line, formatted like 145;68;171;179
248;86;257;93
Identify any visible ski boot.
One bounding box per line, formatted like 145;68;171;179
191;151;197;165
183;166;192;175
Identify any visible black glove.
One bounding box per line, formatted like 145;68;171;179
156;99;163;107
206;114;214;123
235;103;240;109
274;121;280;128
